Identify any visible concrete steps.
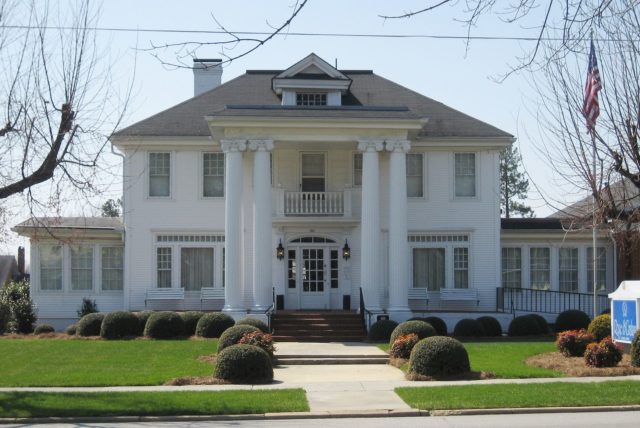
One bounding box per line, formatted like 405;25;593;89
276;354;388;365
272;311;367;342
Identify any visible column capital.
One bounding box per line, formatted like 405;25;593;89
385;140;411;153
357;139;385;153
220;139;247;153
248;139;274;152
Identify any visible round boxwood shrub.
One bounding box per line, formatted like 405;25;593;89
555;310;590;332
587;314;611;342
389;320;437;346
180;311;205;337
453;319;486;337
236;317;269;333
65;324;77;335
631;330;640;368
368;319;399;341
214;344;273;383
409;336;470;377
100;311;139;339
508;315;541;336
476;316;502;337
195;312;235;338
143;311;185;339
424;316;448;336
76;313;105;337
218;325;260;352
34;324;55;334
526;314;550;334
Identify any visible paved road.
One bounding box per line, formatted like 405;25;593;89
9;412;640;428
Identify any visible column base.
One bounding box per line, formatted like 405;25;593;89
386;308;413;323
222;307;248;321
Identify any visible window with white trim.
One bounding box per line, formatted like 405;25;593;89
587;247;607;292
559;248;578;292
454;153;476;197
181;248;214;291
453;247;469;289
40;246;62;291
406;153;424;197
501;247;522;288
203;153;224;197
101;247;123;291
530;247;550;290
353;153;362;186
413;248;445;291
296;93;327;106
149;152;170;197
71;247;93;291
156;247;172;288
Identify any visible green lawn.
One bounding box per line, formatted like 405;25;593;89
0;339;217;386
396;381;640;410
0;390;309;418
379;341;559;378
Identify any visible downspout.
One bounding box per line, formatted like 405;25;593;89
110;141;127;309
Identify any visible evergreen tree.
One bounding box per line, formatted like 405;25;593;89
500;146;534;218
101;198;122;217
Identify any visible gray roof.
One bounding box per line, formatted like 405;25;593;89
550;179;640;219
115;70;512;139
13;217;124;231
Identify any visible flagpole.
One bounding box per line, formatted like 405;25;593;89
592;131;597;319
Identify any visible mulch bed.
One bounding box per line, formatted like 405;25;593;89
390;356;495;381
526;352;640;376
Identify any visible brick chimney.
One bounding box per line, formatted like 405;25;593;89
193;59;222;96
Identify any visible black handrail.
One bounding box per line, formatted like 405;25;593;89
359;287;377;328
496;286;610;315
249;287;276;332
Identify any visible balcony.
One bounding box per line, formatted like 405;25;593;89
274;189;359;218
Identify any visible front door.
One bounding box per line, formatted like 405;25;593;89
286;243;340;309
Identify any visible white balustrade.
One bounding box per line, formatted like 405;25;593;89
283;191;344;216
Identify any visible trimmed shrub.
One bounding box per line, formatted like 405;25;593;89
100;311;139;339
527;314;551;334
238;331;275;357
214;344;273;383
390;333;419;359
424;316;448;336
236;317;270;333
584;337;622;368
368;319;399;342
218;325;260;352
180;311;205;337
143;311;185;339
0;280;37;333
556;329;595;357
0;301;9;334
65;324;77;335
34;324;55;334
389;320;437;346
135;311;153;336
195;312;235;338
409;336;470;377
588;314;611;342
555;310;591;332
77;298;99;318
476;316;502;337
453;319;486;337
508;315;540;336
631;330;640;368
76;313;105;337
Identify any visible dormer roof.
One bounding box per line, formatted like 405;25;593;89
272;53;351;95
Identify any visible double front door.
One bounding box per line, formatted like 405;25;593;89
286;245;340;309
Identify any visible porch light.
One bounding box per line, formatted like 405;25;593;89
342;240;351;260
276;240;285;260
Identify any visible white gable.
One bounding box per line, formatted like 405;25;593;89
272;53;351;96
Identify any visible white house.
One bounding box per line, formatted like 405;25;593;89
13;54;616;331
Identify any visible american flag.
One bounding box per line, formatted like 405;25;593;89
583;39;602;133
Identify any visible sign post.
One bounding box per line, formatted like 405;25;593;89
609;281;640;344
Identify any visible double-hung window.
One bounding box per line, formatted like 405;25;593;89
101;247;123;291
149;152;170;197
453;247;469;288
203;153;224;197
530;248;550;290
181;248;214;291
40;246;62;291
454;153;476;197
406;153;424;197
501;247;522;288
587;247;607;292
413;248;445;291
559;248;578;292
157;247;172;288
71;247;93;291
353;153;362;186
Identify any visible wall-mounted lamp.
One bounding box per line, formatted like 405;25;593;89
276;240;285;260
342;240;351;260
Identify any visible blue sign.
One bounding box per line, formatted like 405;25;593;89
612;299;638;343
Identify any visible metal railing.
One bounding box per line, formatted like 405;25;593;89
359;287;379;329
496;286;610;315
284;191;344;216
249;287;276;332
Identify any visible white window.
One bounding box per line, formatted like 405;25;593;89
149;152;170;197
413;248;445;291
453;247;469;289
501;247;522;288
181;248;214;291
587;247;607;292
157;247;172;288
203;153;224;197
530;248;550;290
353;153;362;186
301;153;325;192
406;153;424;197
101;247;123;291
71;247;93;291
40;246;62;291
455;153;476;197
296;93;327;106
559;248;578;292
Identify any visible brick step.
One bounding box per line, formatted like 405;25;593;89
273;335;366;342
272;322;364;328
274;328;365;334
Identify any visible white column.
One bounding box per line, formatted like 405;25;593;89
221;139;246;314
386;140;412;318
357;140;384;312
249;139;274;311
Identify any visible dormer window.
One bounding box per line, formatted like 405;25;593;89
296;93;327;106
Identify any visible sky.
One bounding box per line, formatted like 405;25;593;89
2;0;590;255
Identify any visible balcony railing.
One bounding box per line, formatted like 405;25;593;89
274;189;355;217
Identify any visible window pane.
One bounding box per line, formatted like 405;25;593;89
455;153;476;197
157;247;172;288
559;248;578;292
454;247;469;289
149;153;170;197
181;248;214;291
203;153;224;197
501;247;521;288
587;247;607;292
530;248;550;290
406;153;423;197
353;153;362;186
40;246;62;291
296;93;327;106
71;247;93;291
413;248;445;291
101;247;123;291
302;154;325;176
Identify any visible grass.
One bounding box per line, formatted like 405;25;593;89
0;389;309;418
378;341;560;378
0;339;217;386
396;381;640;410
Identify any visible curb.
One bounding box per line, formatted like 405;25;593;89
429;404;640;417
